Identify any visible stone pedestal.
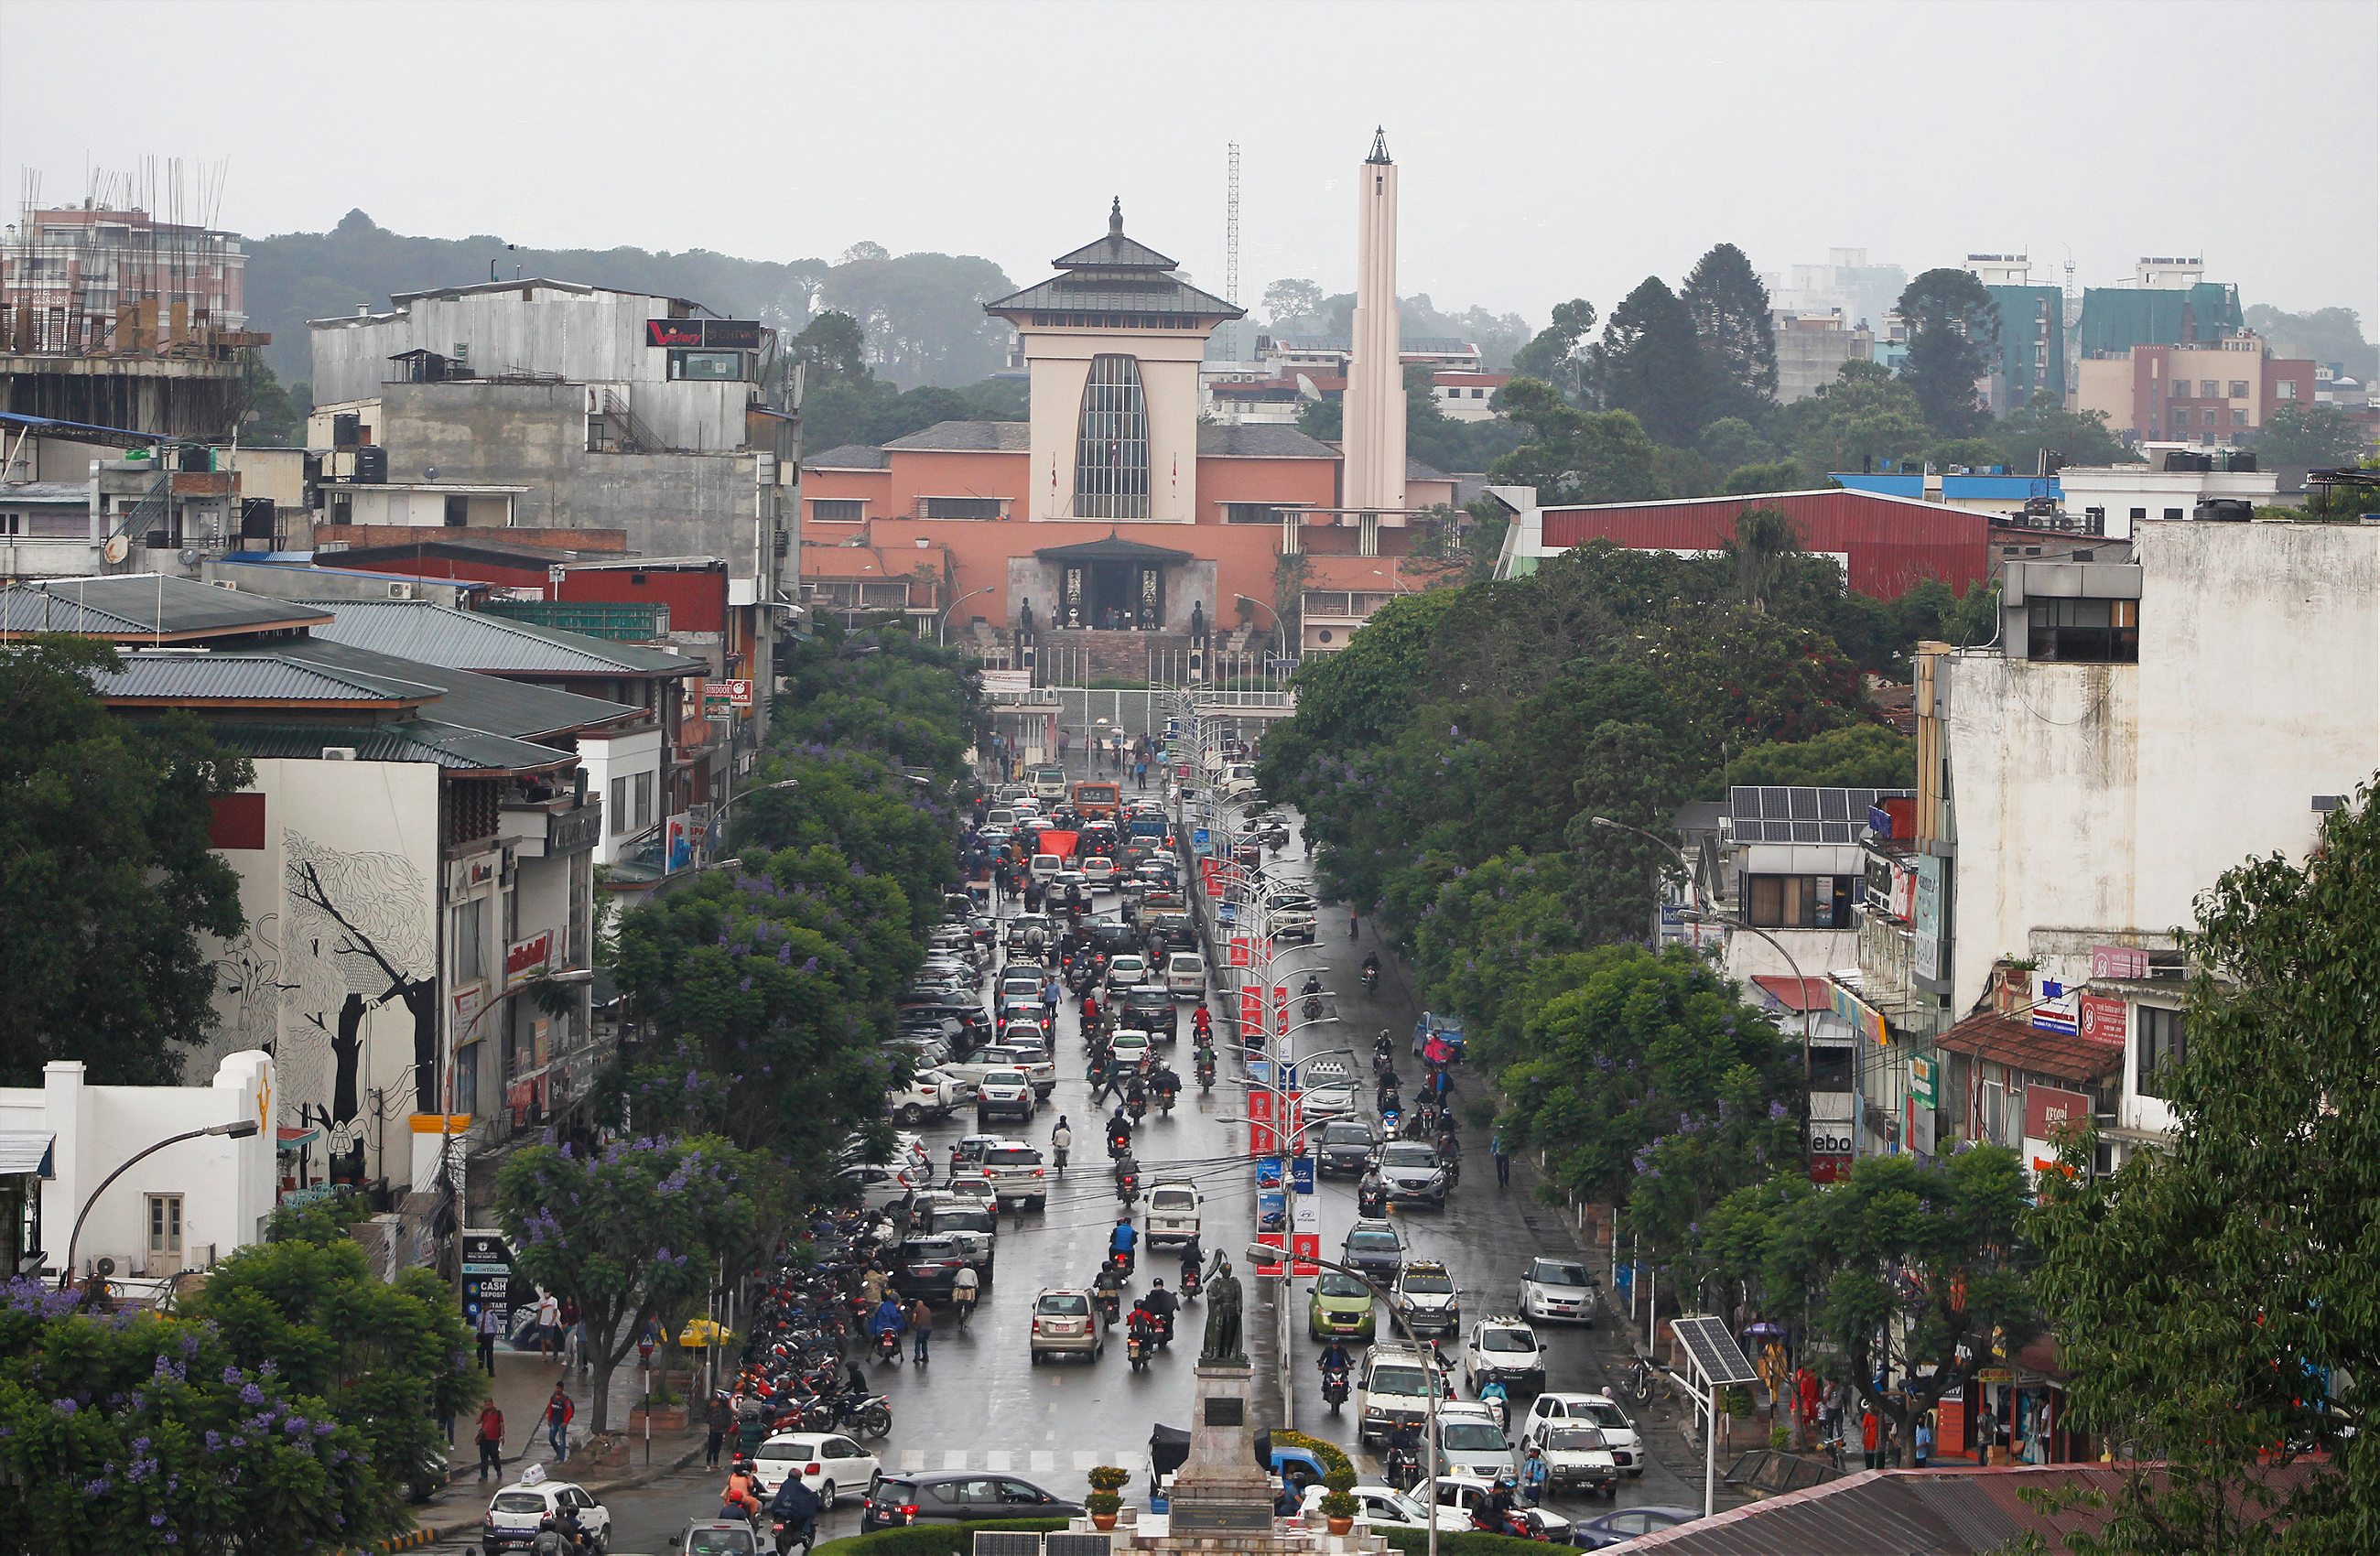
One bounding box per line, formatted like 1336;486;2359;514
1165;1363;1274;1536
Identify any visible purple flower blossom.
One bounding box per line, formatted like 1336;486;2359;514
239;1382;265;1406
51;1398;77;1415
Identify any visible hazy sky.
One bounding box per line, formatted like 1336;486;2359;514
4;0;2374;325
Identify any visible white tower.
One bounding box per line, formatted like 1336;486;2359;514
1343;128;1405;515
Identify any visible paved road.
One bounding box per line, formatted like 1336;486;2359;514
437;752;1726;1551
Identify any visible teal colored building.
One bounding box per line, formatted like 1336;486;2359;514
1985;284;2067;412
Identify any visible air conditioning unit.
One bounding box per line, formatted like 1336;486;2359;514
321;747;359;762
387;581;415;600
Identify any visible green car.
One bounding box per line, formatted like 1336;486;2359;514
1307;1270;1379;1341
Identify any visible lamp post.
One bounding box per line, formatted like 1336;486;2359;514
446;967;599;1116
937;585;995;646
60;1118;262;1289
706;776;800;864
1233;593;1282;659
1248;1244;1447;1556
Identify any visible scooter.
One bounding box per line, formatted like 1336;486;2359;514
1195;1052;1216;1092
1322;1366;1350;1414
1382;1443;1422;1492
872;1327;903;1365
1361;963;1380;996
1126;1324;1152;1372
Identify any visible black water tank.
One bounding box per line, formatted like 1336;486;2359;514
331;412;361;448
353;445;389;484
177;445;211;472
2196;498;2253;523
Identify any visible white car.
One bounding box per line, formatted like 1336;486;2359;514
1301;1080;1358;1120
1143;1182;1203;1248
1297;1483;1469;1532
1392;1259;1461;1337
1434;1402;1517;1479
1109;1028;1152;1070
483;1478;611;1552
1164;951;1206;998
1522;1418;1619;1497
752;1432;882;1506
975;1066;1037;1125
1029;852;1063;884
887;1071;958;1126
1081;855;1119;889
1428;1474;1573;1539
1104;955;1150;994
1518;1255;1598;1325
1526;1391;1645;1478
1462;1315;1547;1395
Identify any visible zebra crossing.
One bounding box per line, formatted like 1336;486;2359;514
892;1447;1130;1474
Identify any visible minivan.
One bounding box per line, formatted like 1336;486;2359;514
1164;951;1206;998
1029;853;1063;884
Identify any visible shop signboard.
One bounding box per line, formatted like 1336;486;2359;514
503;930;553;990
1913;855;1945;982
2078;993;2127;1047
2030;979;2080;1035
2022;1084;2092;1183
2091;945;2149;980
460;1230;516;1334
1909;1052;1939;1109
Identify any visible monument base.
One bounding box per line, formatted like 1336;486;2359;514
1165;1362;1274;1533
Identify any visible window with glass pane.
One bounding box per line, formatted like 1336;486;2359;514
2137;1005;2185;1097
2028;598;2138;663
1076;355;1150;519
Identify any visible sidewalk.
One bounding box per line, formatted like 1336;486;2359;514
457;1345;701;1487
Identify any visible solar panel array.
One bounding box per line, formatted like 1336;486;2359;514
1671;1315;1761;1387
1727;786;1915;845
1044;1537;1116;1556
972;1535;1048;1556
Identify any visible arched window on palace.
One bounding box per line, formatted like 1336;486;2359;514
1075;354;1150;519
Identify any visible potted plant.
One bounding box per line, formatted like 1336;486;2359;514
1318;1465;1359;1536
628;1381;687;1433
1086;1464;1130;1529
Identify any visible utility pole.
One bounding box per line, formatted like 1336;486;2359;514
1225;142;1241;362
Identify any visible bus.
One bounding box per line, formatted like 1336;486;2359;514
1070;779;1121;819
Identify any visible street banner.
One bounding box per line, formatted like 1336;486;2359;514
1290;1155;1315;1194
1228;936;1251;968
1272;986;1289;1039
1253;1231;1286;1278
1249;1090;1277;1154
1239;987;1264;1038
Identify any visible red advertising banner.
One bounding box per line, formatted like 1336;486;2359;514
2091;945;2150;980
1228;936;1251;968
1809;1154;1853;1184
1239;987;1264;1036
1272;986;1289;1039
1248;1089;1277;1154
1253;1231;1286;1277
2077;993;2127;1046
1291;1233;1321;1275
2023;1084;2092;1142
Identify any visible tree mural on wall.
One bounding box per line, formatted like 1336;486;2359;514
280;831;435;1182
210;914;293;1064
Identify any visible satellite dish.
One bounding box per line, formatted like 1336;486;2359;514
103;535;130;565
95;1257;116;1278
424;465;440;481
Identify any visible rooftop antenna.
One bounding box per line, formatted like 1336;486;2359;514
1225;142;1241;362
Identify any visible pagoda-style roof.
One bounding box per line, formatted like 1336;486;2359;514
986;198;1244;326
1033;535;1195;566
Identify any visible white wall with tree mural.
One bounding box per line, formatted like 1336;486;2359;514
203;759;441;1189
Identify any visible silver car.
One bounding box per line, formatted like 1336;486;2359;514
1376;1140;1449;1206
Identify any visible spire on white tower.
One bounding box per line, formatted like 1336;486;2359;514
1343;129;1405;516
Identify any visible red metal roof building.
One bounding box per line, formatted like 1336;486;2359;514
1536;489;1992;599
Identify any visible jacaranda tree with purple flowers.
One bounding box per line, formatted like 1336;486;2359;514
182;1201;477;1507
0;1280;395;1552
496;1134;771;1434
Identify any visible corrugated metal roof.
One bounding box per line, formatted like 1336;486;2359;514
0;1131;56;1175
189;719;576;772
1196;424;1336;459
0;575;332;641
304;599;698;677
1540;490;1990;599
803;444;890;470
881;421;1030;454
0;481;89;504
1936;1010;2123;1082
217;639;641;738
985;273;1243;320
95;650;430;706
1752;975;1834;1012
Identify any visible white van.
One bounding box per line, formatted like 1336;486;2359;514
1029;853;1063;884
1164;951;1207;999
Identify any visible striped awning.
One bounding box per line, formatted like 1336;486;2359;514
0;1131;57;1177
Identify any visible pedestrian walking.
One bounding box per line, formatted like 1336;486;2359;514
475;1302;502;1375
543;1383;575;1462
910;1297;935;1363
533;1290;561;1360
474;1400;505;1481
1860;1407;1880;1471
1491;1133;1511;1189
1914;1417;1932;1468
1520;1443;1548;1506
705;1390;732;1469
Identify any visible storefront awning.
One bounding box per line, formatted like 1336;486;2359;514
1752;975;1834;1013
0;1131;56;1177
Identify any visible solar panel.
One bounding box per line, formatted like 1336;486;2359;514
1730;787;1915;844
974;1535;1046;1556
1671;1315;1760;1387
1045;1537;1114;1556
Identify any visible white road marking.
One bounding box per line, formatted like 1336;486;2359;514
1073;1450;1101;1469
1031;1451;1055;1472
898;1449;925;1469
942;1449;968;1468
985;1450;1013;1471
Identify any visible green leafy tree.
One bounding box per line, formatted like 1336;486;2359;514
1896;267;1999;436
1;637;251;1086
2028;782;2380;1552
1261;278;1326;329
790;309;870;389
497;1135;769;1435
0;1282;398;1552
1410;850;1585;1056
2249;403;2373;469
238;353;308;444
1774;361;1932;475
1681;243;1778;420
2241;303;2378;380
1725;505;1801;612
734;748;956;932
1698;416;1779;474
1720;459;1809;495
1650;445;1723;499
1596;276;1709;446
1699;1148;2039;1465
1926;436;2005;470
1495;946;1799;1237
1993;391;2130;471
1717;723;1914;792
184;1205;477;1505
1511;298;1597;403
1487;379;1661;503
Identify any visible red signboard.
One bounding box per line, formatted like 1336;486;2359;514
2077;993;2127;1047
2091;945;2150;980
1239;987;1264;1038
1272;986;1289;1039
1253;1231;1286;1278
1291;1232;1321;1274
1228;936;1251;968
1810;1153;1853;1184
2023;1084;2093;1142
503;930;554;989
1248;1090;1277;1154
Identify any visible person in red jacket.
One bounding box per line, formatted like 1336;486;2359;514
1861;1406;1881;1470
474;1401;505;1481
545;1384;575;1462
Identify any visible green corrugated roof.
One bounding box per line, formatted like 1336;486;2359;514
184;719;575;772
2078;283;2243;358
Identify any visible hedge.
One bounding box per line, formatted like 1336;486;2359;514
1380;1532;1586;1556
1271;1428;1353;1482
811;1518;1072;1554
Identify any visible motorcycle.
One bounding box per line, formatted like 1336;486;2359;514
1322;1366;1350;1414
1379;1107;1402;1138
1361;962;1380;996
1108;1130;1132;1161
1303;994;1324;1023
821;1389;894;1439
1155;1085;1177;1117
1109;1245;1137;1280
1195;1053;1216;1091
1125;1092;1147;1125
1358;1181;1389;1218
1621;1355;1657;1406
1382;1443;1422;1492
771;1518;815;1555
872;1328;903;1365
1117;1170;1140;1207
1476;1507;1549;1541
1126;1328;1150;1372
1095;1287;1122;1329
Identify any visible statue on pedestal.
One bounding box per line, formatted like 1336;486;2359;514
1201;1254;1244;1366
